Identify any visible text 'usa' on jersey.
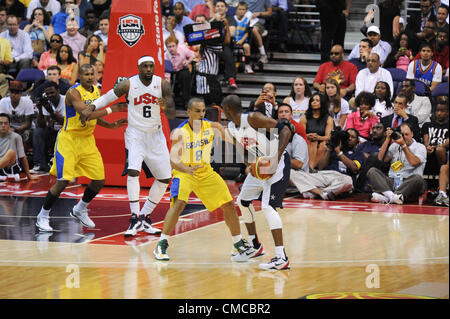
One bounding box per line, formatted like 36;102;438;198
127;74;163;132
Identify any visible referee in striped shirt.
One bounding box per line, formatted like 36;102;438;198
194;14;230;106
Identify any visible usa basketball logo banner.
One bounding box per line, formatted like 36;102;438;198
117;14;145;47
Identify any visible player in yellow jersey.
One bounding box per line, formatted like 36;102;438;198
153;98;251;262
35;64;127;232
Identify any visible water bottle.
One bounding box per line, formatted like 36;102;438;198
393;173;403;190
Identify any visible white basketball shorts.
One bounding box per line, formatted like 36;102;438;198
124;126;172;180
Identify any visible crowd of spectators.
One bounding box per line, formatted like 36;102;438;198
0;0;448;207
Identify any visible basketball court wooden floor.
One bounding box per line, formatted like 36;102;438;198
0;175;448;299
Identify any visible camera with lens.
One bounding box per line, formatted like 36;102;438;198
390;127;402;140
328;126;350;149
36;92;50;108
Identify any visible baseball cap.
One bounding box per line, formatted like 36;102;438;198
9;81;23;91
367;25;380;34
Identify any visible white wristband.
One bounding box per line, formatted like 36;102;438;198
106;107;112;115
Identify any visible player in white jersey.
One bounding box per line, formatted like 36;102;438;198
222;95;295;271
81;56;176;237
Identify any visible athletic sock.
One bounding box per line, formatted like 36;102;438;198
259;46;266;56
129;201;140;216
140;199;156;216
275;246;286;259
439;190;447;197
140;180;168;216
74;199;89;212
37;207;50;219
160;233;169;241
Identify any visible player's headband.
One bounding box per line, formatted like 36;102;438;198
138;56;154;65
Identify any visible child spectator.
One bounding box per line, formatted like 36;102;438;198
325;78;351;128
165;36;195;108
228;1;253;74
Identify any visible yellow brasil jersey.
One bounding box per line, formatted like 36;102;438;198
175;119;215;176
62;84;100;136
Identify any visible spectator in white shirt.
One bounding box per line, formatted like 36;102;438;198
26;0;61;19
348;26;392;65
93;14;108;48
355;52;394;98
400;79;432;127
0;15;33;76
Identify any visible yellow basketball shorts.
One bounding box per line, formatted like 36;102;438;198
50;131;105;181
170;169;233;212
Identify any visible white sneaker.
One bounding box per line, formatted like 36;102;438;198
153;239;169;261
35;216;53;232
371;192;388;204
124;214;143;237
142;215;162;235
389;193;404;205
231;239;251;262
70;207;95;228
30;166;40;174
245;64;254;74
258;54;269;64
259;256;290;271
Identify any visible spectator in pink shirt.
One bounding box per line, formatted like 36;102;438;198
165;36;195;109
345;91;379;141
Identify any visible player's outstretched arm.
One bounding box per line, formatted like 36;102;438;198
80;79;130;122
247;111;278;131
96;118;128;129
159;79;176;120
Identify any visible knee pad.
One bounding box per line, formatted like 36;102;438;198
127;175;140;202
262;206;282;230
237;198;255;224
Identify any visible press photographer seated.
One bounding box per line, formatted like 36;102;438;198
368;122;427;205
289;127;364;200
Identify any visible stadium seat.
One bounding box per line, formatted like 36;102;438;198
396;80;430;97
386;68;407;82
386;68;407;94
431;82;449;97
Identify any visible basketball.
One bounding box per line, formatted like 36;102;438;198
251;156;273;180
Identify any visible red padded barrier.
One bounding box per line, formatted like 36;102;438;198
79;0;170;186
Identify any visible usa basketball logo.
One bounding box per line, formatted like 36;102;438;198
117;14;145;47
